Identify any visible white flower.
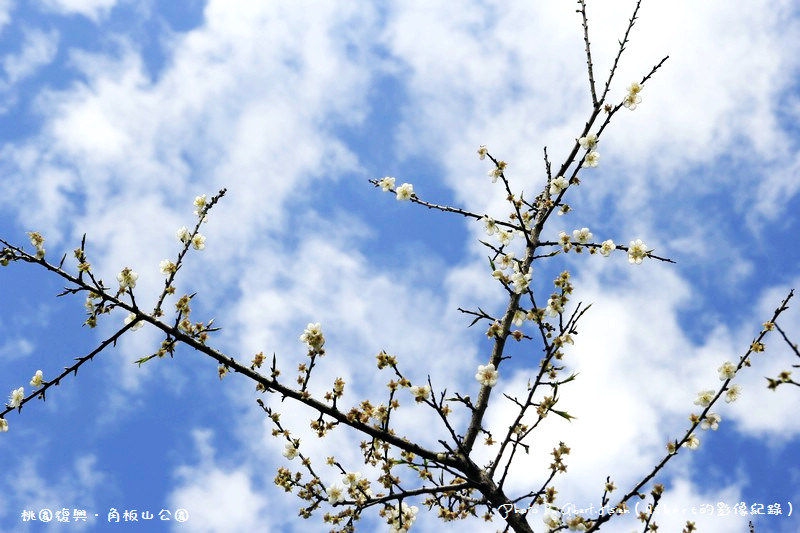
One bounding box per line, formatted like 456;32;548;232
623;92;642;110
572;227;593;244
477;145;488;160
327;484;345;505
543;510;562;532
342;471;362;486
387;502;418;533
683;434;700;450
475;363;499;387
483;216;498;235
30;370;43;388
176;226;190;243
627;239;648;265
0;418;7;432
717;361;737;381
558;231;572;252
497;229;514;246
378;176;396;192
410;385;430;401
566;517;587;531
193;194;207;216
28;231;44;249
693;389;715;408
159;259;176;275
283;442;299;460
8;387;24;408
191;233;206;251
116;268;138;291
583;151;600;168
488;167;503;182
511;269;532;294
557;334;574;346
513;309;527;326
627;82;643;95
578;134;597;150
396;183;414;201
300;323;325;350
724;384;742;403
546;297;564;317
549;175;568;195
701;413;721;431
600;239;616;257
124;312;144;331
497;252;514;270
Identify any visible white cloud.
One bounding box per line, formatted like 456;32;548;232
0;336;34;360
38;0;116;22
0;0;11;34
0;454;105;533
169;430;271;533
2;27;58;84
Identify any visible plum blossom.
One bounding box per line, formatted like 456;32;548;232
8;387;24;408
283;442;299;460
549;175;568;195
572;227;592;244
475;363;499;387
718;361;736;380
410;385;430;402
30;370;43;388
396;183;414;201
300;323;325;350
117;267;138;291
578;134;597;150
627;239;648;264
600;239;615;257
378;176;395;191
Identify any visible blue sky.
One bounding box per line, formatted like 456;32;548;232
1;1;799;532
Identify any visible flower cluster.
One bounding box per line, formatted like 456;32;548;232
27;231;45;259
510;266;533;294
300;323;325;351
623;82;643;110
383;502;419;533
578;134;600;169
488;160;507;183
546;295;565;317
117;267;138;291
176;226;205;250
193;194;209;222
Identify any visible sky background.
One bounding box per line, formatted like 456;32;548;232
0;1;799;532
